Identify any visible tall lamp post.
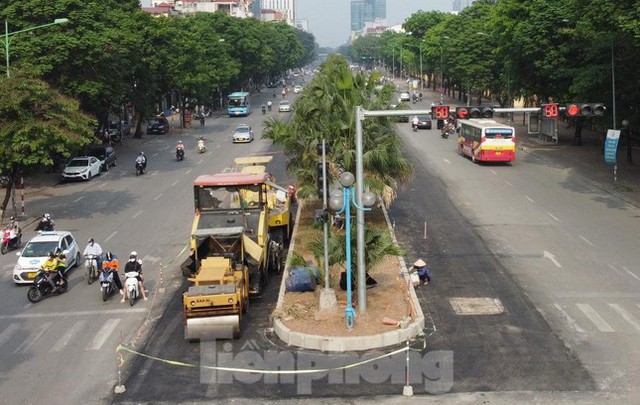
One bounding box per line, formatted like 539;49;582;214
4;18;69;78
439;36;450;104
329;171;376;328
405;43;423;91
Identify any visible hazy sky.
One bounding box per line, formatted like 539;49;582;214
297;0;451;48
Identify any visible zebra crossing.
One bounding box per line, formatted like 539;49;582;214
550;299;640;334
0;309;146;356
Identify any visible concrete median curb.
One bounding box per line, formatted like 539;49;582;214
273;200;425;352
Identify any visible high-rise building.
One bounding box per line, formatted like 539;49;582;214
452;0;476;12
350;0;386;32
261;0;296;25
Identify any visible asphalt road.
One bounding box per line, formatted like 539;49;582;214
0;88;295;405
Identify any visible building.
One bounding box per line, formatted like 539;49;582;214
173;0;253;17
452;0;476;12
350;0;386;33
260;0;296;26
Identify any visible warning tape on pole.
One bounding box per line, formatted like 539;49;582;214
117;343;416;375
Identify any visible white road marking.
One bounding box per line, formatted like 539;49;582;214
198;159;203;165
623;266;640;282
576;303;615;332
524;195;535;203
73;196;85;203
0;308;147;320
51;320;86;352
98;182;107;189
185;169;192;175
152;153;159;157
504;181;513;187
133;210;143;219
608;304;640;332
443;158;450;165
543;250;562;268
547;212;560;222
607;264;624;276
104;231;117;243
216;144;221;148
14;321;53;353
490;170;497;175
0;323;19;347
207;151;212;156
579;235;595;246
86;319;121;350
150;170;159;176
119;171;127;177
553;303;585;333
171;180;179;187
154;193;162;201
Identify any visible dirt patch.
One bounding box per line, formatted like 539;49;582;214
273;201;415;337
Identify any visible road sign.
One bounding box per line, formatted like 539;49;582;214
604;129;620;165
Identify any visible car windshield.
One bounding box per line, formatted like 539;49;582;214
88;149;105;158
67;159;89;167
148;119;160;126
22;241;59;258
235;127;250;133
280;101;290;106
418;116;431;121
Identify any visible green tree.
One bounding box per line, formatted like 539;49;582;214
0;69;96;215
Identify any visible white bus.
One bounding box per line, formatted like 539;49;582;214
457;119;516;164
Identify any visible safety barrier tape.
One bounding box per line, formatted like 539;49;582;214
117;341;423;375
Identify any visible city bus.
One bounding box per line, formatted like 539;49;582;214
457;119;516;164
227;92;251;117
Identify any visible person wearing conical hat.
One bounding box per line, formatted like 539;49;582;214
413;259;431;285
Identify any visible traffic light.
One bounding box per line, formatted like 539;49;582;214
541;103;559;118
431;105;450;120
565;103;606;117
455;106;494;119
316;162;324;198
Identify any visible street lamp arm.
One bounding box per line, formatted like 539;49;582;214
5;18;69;45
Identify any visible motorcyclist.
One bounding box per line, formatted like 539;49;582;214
135;152;147;172
123;251;147;301
176;140;185;151
266;100;272;111
34;213;54;232
102;251;124;301
411;116;420;130
197;136;205;151
41;251;61;291
281;89;286;99
261;104;266;114
8;224;21;247
83;238;103;270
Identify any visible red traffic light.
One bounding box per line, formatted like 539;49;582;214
455;106;493;119
565;103;606;117
455;107;469;119
432;106;450;120
542;104;559;118
566;104;580;116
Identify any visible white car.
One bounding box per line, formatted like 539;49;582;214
232;124;254;143
399;91;411;102
279;100;292;112
13;231;81;284
62;156;101;181
293;85;303;94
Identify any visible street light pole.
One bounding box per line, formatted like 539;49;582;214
4;18;69;78
611;40;616;130
419;43;423;91
392;47;395;79
440;36;449;104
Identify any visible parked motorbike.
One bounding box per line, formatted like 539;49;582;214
85;254;100;285
0;227;21;254
176;147;185;162
99;267;117;302
197;140;206;153
27;269;68;303
135;161;145;176
125;271;140;306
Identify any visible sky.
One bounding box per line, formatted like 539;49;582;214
297;0;450;48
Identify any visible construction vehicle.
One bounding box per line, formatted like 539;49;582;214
182;170;288;341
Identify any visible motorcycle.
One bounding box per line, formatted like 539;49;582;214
135;161;145;176
442;121;455;139
27;269;68;303
99;267;117;302
197;140;206;153
176;147;185;161
261;106;266;115
1;227;21;254
125;271;140;306
85;254;100;284
267;102;272;112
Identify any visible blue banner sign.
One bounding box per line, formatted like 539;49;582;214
604;129;621;165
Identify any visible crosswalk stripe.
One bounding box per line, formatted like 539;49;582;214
576;303;615;332
608;303;640;332
86;319;120;351
0;308;147;320
14;321;53;354
553;303;585;333
0;323;20;348
51;320;86;352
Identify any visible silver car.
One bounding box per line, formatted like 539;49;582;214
232;124;254;143
62;157;101;181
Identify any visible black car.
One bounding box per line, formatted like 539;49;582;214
86;145;117;171
415;115;432;130
146;117;169;135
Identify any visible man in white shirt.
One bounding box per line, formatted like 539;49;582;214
83;238;103;269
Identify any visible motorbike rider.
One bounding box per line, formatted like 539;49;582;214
135;152;147;172
35;213;54;232
83;238;103;270
8;224;20;247
266;100;272;111
281;89;286;99
41;251;62;291
197;136;205;151
102;251;124;301
411;116;420;130
261;104;266;114
123;251;148;301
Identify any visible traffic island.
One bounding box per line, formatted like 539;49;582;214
272;200;425;352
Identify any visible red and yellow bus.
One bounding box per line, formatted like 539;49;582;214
457;119;516;164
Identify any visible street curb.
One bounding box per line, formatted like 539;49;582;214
273;201;425;352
